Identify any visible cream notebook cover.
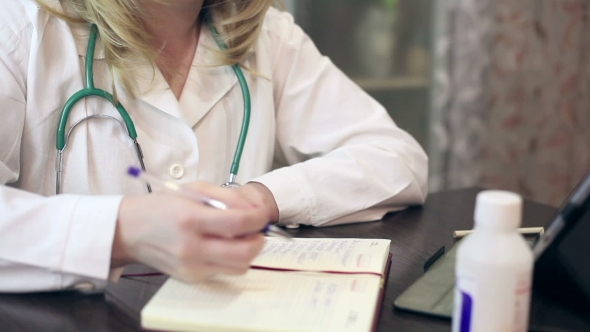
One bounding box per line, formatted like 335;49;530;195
141;237;392;332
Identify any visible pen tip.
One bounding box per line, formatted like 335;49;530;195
127;166;141;177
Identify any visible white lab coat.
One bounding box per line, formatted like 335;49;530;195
0;0;428;292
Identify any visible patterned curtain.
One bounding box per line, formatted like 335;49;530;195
429;0;590;206
483;0;590;206
429;0;495;192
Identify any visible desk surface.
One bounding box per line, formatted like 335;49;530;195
1;188;588;332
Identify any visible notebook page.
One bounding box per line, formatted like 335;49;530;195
251;238;391;275
141;269;382;332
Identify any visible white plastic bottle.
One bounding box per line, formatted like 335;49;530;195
452;190;533;332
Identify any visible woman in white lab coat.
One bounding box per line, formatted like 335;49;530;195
0;0;428;292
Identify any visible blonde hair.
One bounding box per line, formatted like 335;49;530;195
35;0;274;99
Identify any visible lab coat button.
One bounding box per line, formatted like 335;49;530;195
74;282;95;291
169;164;185;179
285;223;300;229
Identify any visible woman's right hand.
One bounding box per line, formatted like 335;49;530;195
112;182;270;283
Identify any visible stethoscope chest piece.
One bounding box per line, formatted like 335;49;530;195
222;182;241;189
221;173;241;188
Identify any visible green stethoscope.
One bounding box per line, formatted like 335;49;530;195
55;23;251;194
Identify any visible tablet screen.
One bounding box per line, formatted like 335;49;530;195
556;205;590;300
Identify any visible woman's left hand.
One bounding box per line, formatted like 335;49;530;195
232;182;279;223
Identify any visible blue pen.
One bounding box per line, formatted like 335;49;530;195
127;166;292;240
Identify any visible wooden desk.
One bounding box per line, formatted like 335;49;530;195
0;188;588;332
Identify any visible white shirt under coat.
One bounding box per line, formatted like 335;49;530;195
0;0;428;292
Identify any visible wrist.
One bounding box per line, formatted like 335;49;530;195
245;182;280;222
111;197;137;267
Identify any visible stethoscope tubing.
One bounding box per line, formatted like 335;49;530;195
56;25;137;151
55;20;250;193
206;20;251;187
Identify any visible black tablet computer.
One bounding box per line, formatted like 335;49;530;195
394;170;590;319
532;170;590;313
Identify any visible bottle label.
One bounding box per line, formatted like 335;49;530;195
458;290;474;332
452;269;531;332
453;276;476;332
512;271;532;331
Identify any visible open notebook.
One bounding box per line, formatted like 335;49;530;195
141;237;392;332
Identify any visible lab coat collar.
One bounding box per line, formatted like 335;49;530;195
44;0;105;60
135;24;238;126
64;10;237;125
177;25;238;127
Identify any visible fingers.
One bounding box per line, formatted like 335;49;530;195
169;235;265;284
193;206;270;237
200;234;265;269
175;263;251;284
181;182;256;209
122;182;271;284
203;262;251;276
176;181;271;237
